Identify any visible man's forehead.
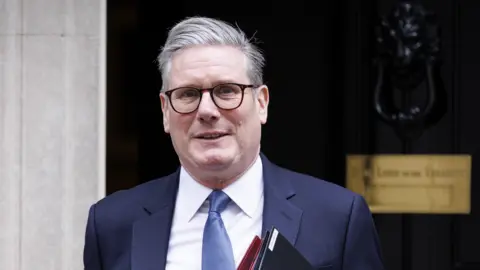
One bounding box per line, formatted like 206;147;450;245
168;46;249;88
171;45;246;67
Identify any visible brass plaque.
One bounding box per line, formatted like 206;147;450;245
346;155;471;214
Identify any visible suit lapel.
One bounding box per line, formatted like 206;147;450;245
260;154;303;246
131;170;179;270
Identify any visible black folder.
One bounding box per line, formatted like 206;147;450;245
250;227;315;270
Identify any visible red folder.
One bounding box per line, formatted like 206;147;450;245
237;235;262;270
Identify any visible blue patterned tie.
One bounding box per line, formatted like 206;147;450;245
202;190;235;270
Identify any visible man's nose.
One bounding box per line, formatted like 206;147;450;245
197;91;220;121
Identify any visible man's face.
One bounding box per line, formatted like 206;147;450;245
160;45;269;178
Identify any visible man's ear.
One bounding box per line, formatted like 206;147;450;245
159;93;170;133
256;85;269;124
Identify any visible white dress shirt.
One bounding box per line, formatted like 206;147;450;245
165;156;264;270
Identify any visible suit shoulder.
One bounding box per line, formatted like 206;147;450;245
95;178;162;207
283;167;357;196
278;166;360;210
91;172;176;223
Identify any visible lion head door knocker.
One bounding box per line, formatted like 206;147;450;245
374;1;447;139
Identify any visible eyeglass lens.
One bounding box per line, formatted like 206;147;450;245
170;83;244;113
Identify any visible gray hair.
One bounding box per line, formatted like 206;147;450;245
157;16;265;91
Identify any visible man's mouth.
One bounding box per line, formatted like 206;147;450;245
195;132;230;140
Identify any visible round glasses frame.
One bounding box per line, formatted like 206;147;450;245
163;83;258;114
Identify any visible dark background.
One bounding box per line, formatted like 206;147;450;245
107;0;480;269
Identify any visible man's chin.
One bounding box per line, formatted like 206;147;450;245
194;154;233;170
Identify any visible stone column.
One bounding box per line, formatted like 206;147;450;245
0;0;106;269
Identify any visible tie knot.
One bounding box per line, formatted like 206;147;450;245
208;190;231;213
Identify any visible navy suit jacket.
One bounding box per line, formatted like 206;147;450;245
84;154;384;270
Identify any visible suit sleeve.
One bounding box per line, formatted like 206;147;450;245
342;195;385;270
84;204;103;270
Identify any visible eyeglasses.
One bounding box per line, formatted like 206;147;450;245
163;83;257;114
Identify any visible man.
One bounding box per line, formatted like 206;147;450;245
83;16;384;270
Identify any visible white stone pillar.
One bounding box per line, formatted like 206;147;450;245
0;0;106;269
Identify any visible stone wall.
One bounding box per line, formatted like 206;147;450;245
0;0;106;269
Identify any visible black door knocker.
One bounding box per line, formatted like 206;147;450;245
373;1;447;139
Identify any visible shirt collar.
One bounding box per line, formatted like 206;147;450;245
223;155;263;218
177;155;264;222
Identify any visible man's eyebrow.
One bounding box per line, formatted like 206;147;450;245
175;79;239;88
209;79;238;85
